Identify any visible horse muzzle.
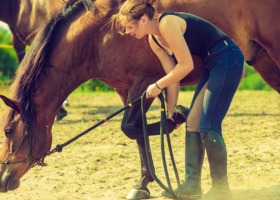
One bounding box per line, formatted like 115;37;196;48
0;169;20;192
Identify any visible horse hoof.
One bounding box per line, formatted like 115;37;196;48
63;99;70;107
56;108;68;121
126;188;150;200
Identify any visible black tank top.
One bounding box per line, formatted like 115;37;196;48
155;12;229;57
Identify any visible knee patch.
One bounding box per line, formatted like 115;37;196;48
187;83;207;132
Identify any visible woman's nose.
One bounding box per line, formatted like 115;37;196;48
125;29;131;35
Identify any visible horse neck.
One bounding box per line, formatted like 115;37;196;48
32;67;88;124
0;0;20;25
14;2;110;124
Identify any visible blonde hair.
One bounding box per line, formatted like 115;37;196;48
111;0;158;34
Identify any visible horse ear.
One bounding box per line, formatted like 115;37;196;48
0;95;21;113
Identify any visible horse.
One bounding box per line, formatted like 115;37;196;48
0;0;70;120
0;0;64;62
0;0;279;198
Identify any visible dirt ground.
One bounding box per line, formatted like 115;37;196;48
0;90;279;200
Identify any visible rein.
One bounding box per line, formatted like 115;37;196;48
38;95;143;164
0;91;181;198
141;92;181;199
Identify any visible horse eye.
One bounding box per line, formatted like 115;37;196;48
5;127;12;137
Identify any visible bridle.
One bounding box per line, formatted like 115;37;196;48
0;125;46;167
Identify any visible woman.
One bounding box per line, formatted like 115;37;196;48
112;0;244;199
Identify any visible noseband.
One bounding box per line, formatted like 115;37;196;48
0;125;46;166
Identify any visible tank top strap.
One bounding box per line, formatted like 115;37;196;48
150;34;164;49
150;34;174;56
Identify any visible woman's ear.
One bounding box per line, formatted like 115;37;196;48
140;14;148;24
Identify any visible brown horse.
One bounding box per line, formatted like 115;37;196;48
0;0;279;198
0;0;64;62
0;0;70;120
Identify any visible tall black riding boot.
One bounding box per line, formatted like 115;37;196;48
180;132;205;199
203;131;231;200
162;132;205;200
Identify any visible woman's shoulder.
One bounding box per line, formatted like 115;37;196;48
159;12;176;21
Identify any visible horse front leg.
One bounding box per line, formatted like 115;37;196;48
115;88;153;198
122;86;188;199
126;137;154;200
121;95;154;199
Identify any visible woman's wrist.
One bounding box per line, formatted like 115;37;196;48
155;82;162;90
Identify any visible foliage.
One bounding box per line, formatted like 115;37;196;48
0;28;18;81
76;79;114;92
0;27;11;43
238;65;272;91
0;48;18;78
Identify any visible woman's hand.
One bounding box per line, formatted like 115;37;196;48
146;83;162;99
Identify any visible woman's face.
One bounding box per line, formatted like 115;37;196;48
125;20;138;35
125;17;147;39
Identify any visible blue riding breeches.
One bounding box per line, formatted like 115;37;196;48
187;39;244;138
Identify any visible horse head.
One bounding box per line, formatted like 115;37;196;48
0;94;52;192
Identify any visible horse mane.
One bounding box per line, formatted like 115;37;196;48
9;0;94;123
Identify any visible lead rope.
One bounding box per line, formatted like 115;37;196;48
44;96;142;158
141;91;181;199
39;91;181;199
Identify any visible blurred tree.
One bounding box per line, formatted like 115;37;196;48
238;65;272;90
79;79;114;92
0;28;18;82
